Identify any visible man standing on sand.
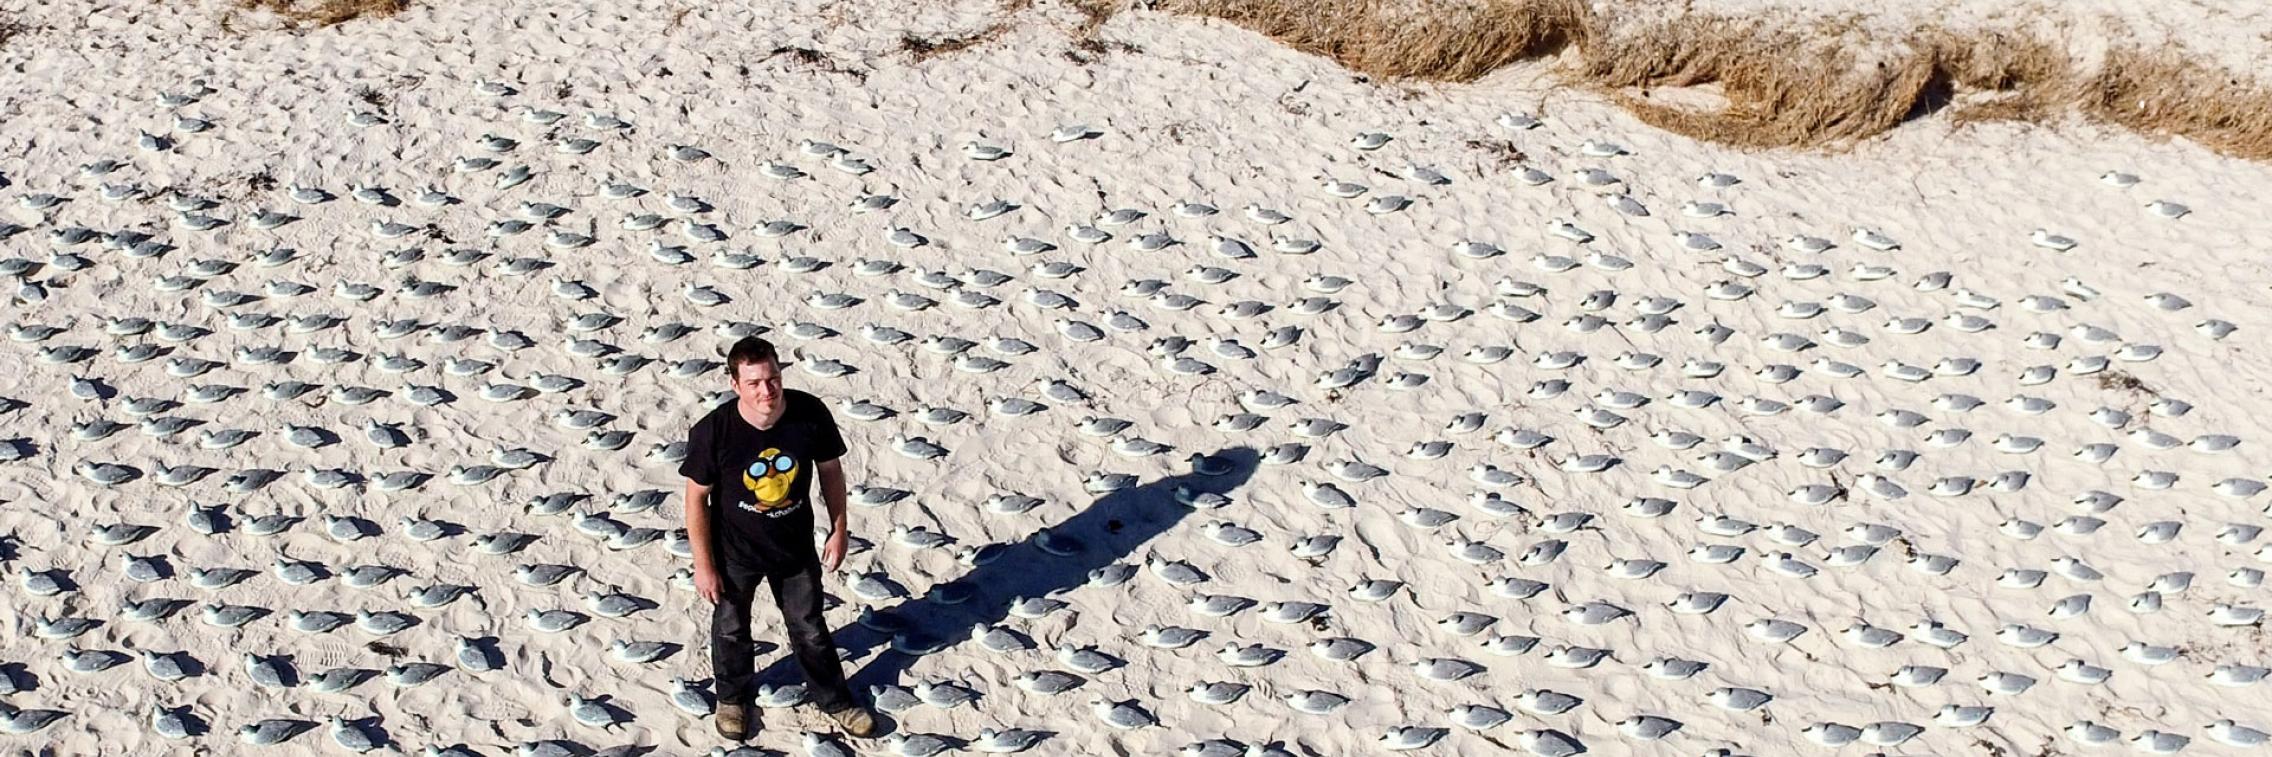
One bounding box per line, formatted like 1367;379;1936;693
681;336;878;740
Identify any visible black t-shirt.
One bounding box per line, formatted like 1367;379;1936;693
679;390;848;570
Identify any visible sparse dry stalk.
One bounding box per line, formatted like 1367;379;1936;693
237;0;410;28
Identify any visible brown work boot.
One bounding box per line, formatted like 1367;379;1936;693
828;705;879;738
715;703;750;741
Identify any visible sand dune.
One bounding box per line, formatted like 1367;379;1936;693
1146;0;2272;161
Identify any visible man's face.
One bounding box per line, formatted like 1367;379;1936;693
730;358;784;413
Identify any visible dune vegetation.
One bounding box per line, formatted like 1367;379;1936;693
1126;0;2272;160
217;0;2272;161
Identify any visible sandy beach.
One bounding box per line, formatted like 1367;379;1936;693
5;0;2272;754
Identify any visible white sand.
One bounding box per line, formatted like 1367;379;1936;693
5;0;2272;755
1666;0;2272;75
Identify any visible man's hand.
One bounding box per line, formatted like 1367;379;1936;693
822;527;848;573
694;563;723;604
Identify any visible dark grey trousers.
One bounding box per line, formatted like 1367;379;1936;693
710;556;855;711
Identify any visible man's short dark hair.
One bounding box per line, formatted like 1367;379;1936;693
725;337;780;378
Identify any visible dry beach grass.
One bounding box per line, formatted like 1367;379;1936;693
2082;47;2272;161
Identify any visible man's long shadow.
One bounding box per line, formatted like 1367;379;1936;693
753;445;1261;710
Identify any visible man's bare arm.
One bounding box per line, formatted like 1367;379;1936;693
684;479;720;602
684;479;715;562
817;458;848;535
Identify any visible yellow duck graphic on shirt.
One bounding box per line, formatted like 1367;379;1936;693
740;447;800;511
